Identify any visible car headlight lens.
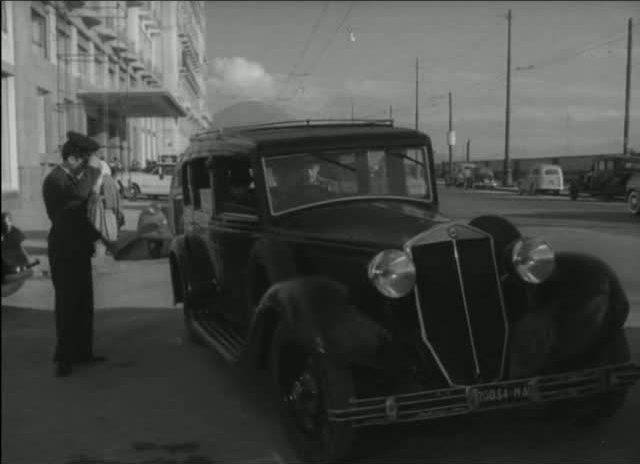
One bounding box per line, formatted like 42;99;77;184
368;249;416;298
511;237;555;284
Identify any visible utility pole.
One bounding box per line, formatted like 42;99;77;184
448;91;454;174
503;9;513;186
466;139;471;162
415;57;419;130
623;17;633;156
351;99;354;120
389;105;393;120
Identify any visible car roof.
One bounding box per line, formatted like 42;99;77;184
184;120;430;160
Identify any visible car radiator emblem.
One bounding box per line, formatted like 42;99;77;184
447;226;458;239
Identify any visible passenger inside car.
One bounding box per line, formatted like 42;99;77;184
222;163;256;214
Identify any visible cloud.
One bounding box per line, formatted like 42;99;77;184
209;57;279;100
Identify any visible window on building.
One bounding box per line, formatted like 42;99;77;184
2;1;8;34
56;25;71;82
78;34;90;77
95;51;105;86
31;7;48;59
1;75;16;191
36;88;49;156
108;65;116;89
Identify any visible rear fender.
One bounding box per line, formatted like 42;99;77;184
508;252;629;378
244;276;390;369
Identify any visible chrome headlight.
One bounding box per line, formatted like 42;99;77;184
511;237;555;284
368;249;416;298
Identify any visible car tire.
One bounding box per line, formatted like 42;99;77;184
551;329;630;425
147;239;165;259
270;322;356;464
181;264;204;346
627;190;639;215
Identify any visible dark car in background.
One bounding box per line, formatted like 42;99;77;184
168;120;639;464
569;155;640;201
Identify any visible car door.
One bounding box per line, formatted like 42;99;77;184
210;156;262;329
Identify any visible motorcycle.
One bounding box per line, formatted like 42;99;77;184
2;212;40;298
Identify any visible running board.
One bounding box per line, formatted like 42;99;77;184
192;317;245;364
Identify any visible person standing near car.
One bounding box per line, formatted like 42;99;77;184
42;131;111;377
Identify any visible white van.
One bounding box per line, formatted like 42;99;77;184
518;163;564;195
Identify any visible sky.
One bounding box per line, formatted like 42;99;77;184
205;1;640;162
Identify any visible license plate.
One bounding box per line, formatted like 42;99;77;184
472;383;530;409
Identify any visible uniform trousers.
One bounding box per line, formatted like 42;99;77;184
49;244;95;364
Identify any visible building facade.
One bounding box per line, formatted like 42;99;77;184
1;0;210;213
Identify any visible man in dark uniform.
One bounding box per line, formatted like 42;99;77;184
42;131;109;377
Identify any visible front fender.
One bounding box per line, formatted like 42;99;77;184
243;276;390;369
508;252;629;378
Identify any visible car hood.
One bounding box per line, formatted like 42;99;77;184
273;201;451;248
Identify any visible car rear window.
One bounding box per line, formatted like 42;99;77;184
544;169;559;175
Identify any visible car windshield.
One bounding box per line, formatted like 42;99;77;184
264;146;431;214
544;168;560;175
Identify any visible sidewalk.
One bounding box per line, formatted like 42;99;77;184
3;201;174;311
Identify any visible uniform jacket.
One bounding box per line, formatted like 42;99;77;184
43;165;101;258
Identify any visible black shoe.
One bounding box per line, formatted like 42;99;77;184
76;355;107;364
55;362;72;377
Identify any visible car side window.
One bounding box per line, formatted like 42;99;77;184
190;157;213;212
217;157;257;215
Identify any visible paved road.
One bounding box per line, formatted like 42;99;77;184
2;190;639;464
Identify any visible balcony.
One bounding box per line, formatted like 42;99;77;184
95;24;117;42
75;8;102;29
111;40;128;53
131;59;145;71
64;1;86;10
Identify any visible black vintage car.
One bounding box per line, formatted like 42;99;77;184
168;120;639;464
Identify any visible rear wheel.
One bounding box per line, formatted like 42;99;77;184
147;239;165;259
270;323;356;464
181;265;203;345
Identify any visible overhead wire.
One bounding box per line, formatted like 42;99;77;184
276;1;331;101
283;1;357;101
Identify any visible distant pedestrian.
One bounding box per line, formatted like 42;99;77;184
42;131;113;377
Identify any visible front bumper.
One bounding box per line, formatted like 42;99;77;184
328;362;640;427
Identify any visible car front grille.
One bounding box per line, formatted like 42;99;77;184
408;226;507;386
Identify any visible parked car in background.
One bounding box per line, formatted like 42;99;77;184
626;172;640;215
450;162;476;188
471;166;497;189
569;155;640;201
123;162;175;200
167;120;639;464
518;163;564;196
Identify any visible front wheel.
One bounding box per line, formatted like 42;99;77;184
270;323;356;464
627;190;639;216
